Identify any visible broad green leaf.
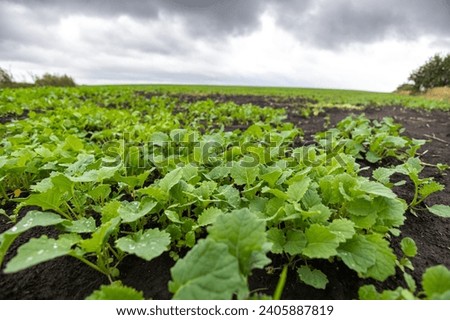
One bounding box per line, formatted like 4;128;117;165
428;205;450;218
51;174;75;194
297;265;328;289
62;217;97;233
419;181;444;198
181;164;199;182
87;184;111;202
30;177;54;193
358;285;380;300
404;273;417;293
0;210;64;266
114;171;151;190
302;189;323;208
328;219;355;242
206;166;230;180
230;162;259;186
138;186;168;202
374;197;406;228
302;224;339;259
261;169;282;187
159;167;183;192
192;181;217;200
1;210;64;236
372;167;395;184
118;199;157;223
366;151;381;163
86;281;144;300
400;237;417;258
422;265;450;299
21;190;65;214
5;235;80;273
337;235;376;273
164;210;181;224
350;212;377;229
287;178;311;203
359;180;397;199
151;132;169;146
101;200;121;223
346;198;377;217
283;230;306;255
80;217;120;253
364;234;396;281
198;207;224;226
169;239;244;300
70;166;119;183
64;135;84;151
116;229;170;261
215;185;241;208
261;186;288;200
302;204;332;223
208;208;269;275
267;228;285;254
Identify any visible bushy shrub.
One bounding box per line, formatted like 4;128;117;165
34;73;76;87
395;83;415;93
0;67;14;85
408;54;450;92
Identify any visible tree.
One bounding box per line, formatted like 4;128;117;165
0;67;14;85
408;54;450;92
34;73;76;87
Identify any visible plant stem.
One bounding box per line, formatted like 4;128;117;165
273;265;288;300
69;253;108;276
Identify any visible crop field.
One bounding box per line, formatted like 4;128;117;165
0;85;449;300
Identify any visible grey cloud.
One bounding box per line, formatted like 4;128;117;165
2;0;266;38
271;0;450;49
3;0;449;51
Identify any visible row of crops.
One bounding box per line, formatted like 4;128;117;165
0;87;449;299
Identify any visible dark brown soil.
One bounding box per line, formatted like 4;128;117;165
0;94;449;300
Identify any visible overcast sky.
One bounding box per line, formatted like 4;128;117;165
1;0;449;92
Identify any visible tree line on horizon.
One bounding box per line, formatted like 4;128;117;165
0;67;76;88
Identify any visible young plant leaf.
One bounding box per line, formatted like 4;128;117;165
283;230;306;255
118;199;157;223
297;265;328;289
328;219;355;243
208;208;269;275
359;180;397;199
116;229;170;261
363;234;397;281
0;211;65;267
230;162;259;186
62;217;97;233
80;217;120;253
302;224;339;259
169;239;244;300
400;237;417;258
287;178;311;203
337;235;376;273
86;281;144;300
427;205;450;218
422;265;450;299
159;167;183;193
267;228;286;254
5;235;80;273
198;207;224;227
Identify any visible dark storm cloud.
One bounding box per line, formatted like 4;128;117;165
270;0;450;49
2;0;449;51
2;0;267;38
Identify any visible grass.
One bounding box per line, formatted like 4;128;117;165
91;84;450;110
